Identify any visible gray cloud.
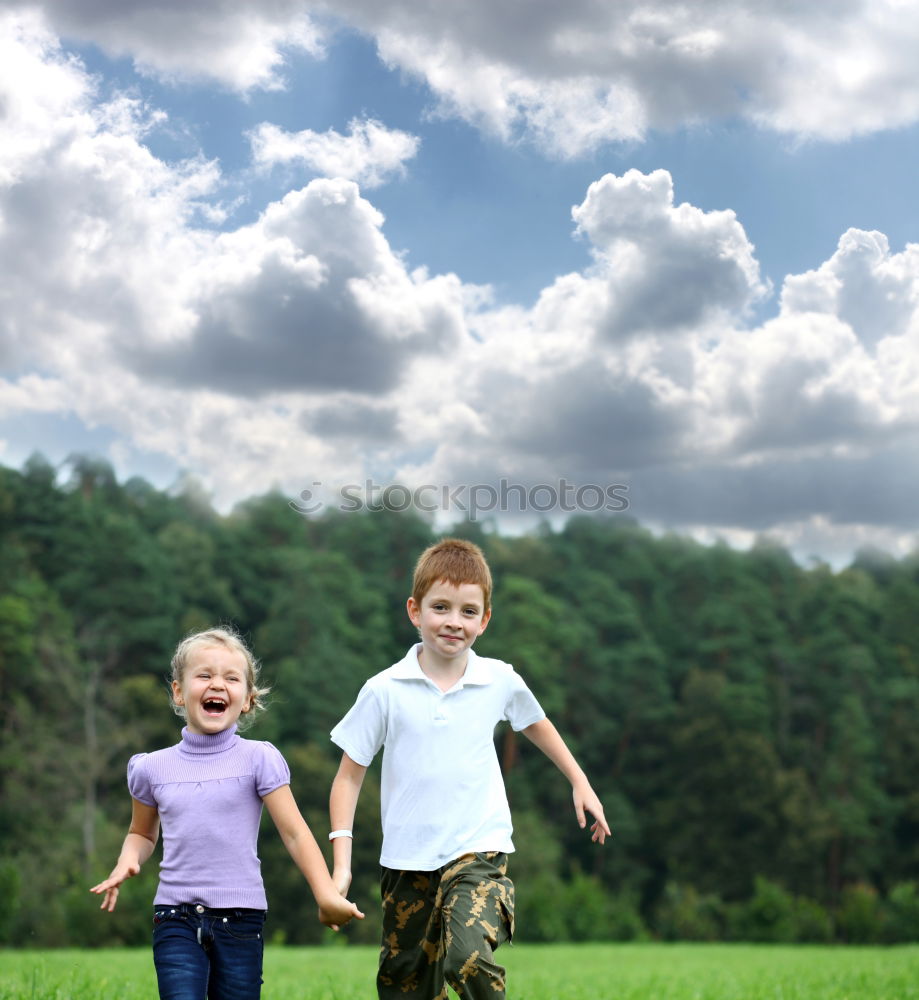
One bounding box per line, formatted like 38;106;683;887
134;283;410;395
628;437;919;533
121;178;464;396
729;353;902;456
307;400;401;441
480;364;687;474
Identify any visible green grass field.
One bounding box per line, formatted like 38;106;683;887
4;943;919;999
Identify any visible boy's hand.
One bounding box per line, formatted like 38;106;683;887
521;718;610;843
90;860;141;913
318;892;365;931
573;783;611;844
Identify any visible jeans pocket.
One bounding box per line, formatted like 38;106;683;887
222;913;265;942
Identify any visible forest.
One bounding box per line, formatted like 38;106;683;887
3;453;919;948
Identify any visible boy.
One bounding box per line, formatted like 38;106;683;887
329;538;609;999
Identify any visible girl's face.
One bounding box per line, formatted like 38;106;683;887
172;643;252;735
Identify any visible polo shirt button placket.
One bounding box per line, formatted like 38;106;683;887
432;691;449;725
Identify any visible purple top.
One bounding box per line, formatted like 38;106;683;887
128;725;290;909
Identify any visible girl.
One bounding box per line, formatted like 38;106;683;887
91;626;362;1000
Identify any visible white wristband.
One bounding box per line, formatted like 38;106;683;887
328;829;353;841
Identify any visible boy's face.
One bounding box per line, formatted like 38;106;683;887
407;580;491;664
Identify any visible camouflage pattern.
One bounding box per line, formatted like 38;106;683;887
378;852;514;999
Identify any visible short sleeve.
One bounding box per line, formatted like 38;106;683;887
127;753;155;806
253;741;291;797
330;683;387;767
504;672;546;731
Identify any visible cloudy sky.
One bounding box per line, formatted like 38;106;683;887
3;1;919;563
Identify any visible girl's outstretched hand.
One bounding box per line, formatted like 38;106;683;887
90;860;141;913
318;893;365;932
92;803;159;912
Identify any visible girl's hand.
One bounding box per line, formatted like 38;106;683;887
332;866;353;896
90;860;141;913
318;893;365;931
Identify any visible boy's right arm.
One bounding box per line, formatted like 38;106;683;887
329;752;367;896
90;799;160;912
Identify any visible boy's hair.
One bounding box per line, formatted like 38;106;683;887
170;625;270;731
412;538;493;612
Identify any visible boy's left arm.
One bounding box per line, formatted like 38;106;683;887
521;718;611;844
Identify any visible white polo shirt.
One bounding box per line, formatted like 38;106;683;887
331;644;546;871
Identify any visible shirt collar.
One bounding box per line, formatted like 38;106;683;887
391;644;493;687
462;648;493;685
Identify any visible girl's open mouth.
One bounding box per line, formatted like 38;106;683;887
203;699;227;715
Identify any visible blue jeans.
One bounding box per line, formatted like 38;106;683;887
152;904;266;1000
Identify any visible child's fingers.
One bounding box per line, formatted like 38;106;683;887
99;888;119;912
589;817;610;844
585;799;611;835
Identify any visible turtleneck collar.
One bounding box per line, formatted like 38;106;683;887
179;724;239;756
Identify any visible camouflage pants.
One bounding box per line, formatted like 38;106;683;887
377;852;514;1000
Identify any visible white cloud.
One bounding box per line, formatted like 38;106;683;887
339;0;919;152
373;28;647;155
0;12;465;501
572;169;769;337
12;1;919;150
6;0;323;91
754;2;919;139
0;10;219;373
781;229;919;345
0;10;91;186
250;118;419;188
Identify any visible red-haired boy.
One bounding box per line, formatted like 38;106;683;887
330;538;609;999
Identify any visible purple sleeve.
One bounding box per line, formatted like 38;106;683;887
253;741;291;797
127;753;155;805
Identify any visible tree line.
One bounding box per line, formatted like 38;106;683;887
2;454;919;947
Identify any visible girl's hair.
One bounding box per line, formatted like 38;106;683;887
412;537;493;612
170;626;270;731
